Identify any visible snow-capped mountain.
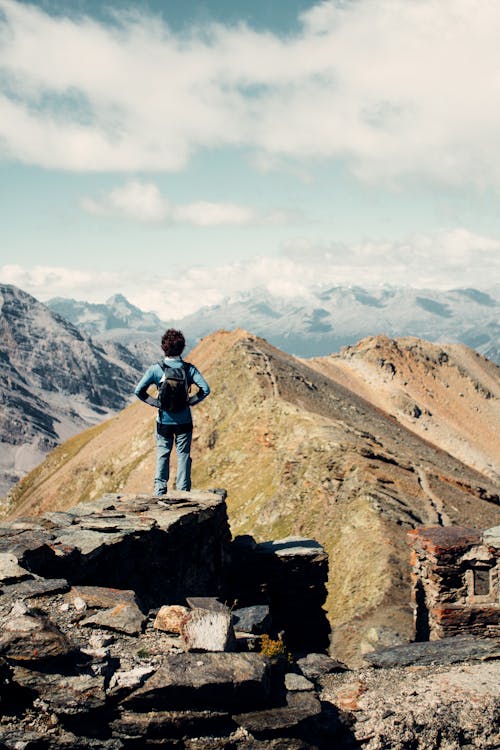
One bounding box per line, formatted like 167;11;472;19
47;294;166;365
0;285;144;496
46;284;500;364
175;285;500;362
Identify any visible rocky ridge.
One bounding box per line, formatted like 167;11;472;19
308;335;500;481
4;329;499;666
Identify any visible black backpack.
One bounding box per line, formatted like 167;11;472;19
157;362;189;412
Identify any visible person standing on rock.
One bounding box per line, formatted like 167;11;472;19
134;329;210;496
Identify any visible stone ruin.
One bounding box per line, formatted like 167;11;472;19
0;490;345;749
408;525;500;641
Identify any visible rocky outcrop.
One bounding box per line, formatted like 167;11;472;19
0;489;343;748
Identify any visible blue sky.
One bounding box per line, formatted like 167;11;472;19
1;0;499;317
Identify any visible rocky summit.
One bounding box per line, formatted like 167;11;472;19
3;329;499;668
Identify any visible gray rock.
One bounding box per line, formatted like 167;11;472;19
2;577;69;598
296;653;348;680
111;708;232;740
364;635;500;668
81;601;146;635
234;691;321;737
232;605;271;634
284;673;314;691
122;652;270;711
186;597;228;612
0;552;32;584
256;538;325;558
0;611;74;662
12;667;106;714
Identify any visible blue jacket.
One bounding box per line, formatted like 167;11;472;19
134;356;210;425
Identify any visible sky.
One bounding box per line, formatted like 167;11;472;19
0;0;499;318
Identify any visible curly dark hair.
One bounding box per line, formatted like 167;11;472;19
161;329;186;356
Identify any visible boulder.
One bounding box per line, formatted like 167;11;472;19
12;667;106;715
154;604;190;633
3;577;69;598
0;611;74;662
296;653;348;681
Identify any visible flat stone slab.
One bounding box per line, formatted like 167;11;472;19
3;577;69;599
110;708;232;740
284;673;314;691
256;537;326;558
67;585;141;609
234;690;321;737
81;602;146;635
122;652;270;711
52;528;128;556
364;636;500;668
186;597;228;612
0;553;32;584
13;666;106;715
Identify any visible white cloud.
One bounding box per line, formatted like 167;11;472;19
81;180;264;226
0;0;499;185
2;228;498;318
82;181;170;222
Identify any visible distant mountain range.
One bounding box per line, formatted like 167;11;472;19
47;284;500;364
0;284;144;495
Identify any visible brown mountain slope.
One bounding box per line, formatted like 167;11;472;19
3;330;499;665
308;335;500;482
